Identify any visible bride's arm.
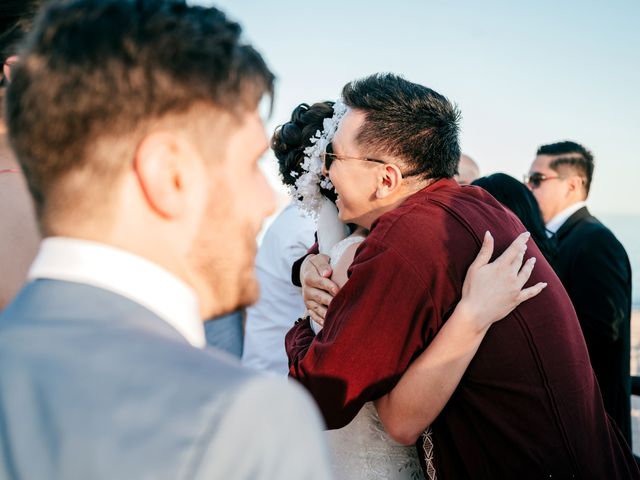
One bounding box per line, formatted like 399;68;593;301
374;231;547;445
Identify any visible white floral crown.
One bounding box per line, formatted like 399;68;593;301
288;99;348;219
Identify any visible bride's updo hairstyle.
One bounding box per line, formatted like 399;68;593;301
271;101;336;200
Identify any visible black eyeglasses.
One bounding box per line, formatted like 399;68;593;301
523;172;563;189
320;143;387;171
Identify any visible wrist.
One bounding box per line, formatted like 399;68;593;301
452;300;490;336
300;254;315;277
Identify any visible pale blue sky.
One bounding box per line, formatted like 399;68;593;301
205;0;640;214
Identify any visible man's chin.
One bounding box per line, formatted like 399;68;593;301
237;278;260;309
337;210;352;223
200;272;259;319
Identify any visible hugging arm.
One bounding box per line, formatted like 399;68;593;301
374;232;547;445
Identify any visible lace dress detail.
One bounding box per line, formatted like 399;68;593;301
327;402;423;479
422;428;437;480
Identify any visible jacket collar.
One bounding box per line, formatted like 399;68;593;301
555;206;592;240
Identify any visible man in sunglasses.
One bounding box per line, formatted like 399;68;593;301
526;141;633;444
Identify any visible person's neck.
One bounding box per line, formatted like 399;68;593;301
548;198;586;222
361;177;434;229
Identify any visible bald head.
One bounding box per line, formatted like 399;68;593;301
455;154;480;185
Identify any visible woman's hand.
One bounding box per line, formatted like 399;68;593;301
300;254;339;326
375;231;548;446
456;231;547;334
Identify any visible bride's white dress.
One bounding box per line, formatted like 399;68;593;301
326;402;423;479
318;231;423;479
310;199;424;479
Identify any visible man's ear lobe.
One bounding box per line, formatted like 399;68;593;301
133;131;189;219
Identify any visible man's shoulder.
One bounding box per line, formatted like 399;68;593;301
368;182;496;247
190;375;331;479
182;353;317;422
566;215;625;251
0;313;326;478
0;293;317;437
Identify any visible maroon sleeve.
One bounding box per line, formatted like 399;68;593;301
285;238;438;429
291;242;319;287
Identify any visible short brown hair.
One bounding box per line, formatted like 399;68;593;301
5;0;274;222
341;73;461;179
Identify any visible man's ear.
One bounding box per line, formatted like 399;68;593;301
375;164;403;199
133;131;196;219
566;174;585;197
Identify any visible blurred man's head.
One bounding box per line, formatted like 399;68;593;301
454;154;480;185
5;0;276;318
526;141;593;223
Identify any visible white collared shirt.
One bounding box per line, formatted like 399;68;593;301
242;203;315;375
545;201;588;237
28;237;205;348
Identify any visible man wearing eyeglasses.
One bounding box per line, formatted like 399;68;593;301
526;140;633;445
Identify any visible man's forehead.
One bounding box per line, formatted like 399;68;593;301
530;154;554;171
333;108;365;151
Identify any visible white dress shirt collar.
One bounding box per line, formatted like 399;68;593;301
545;201;587;236
28;237;205;348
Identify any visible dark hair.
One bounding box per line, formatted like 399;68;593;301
0;0;42;87
5;0;274;221
0;0;42;65
536;141;594;195
271;101;337;202
472;173;558;269
341;73;461;179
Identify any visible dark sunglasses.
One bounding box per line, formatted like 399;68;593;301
523;172;563;189
320;143;387;171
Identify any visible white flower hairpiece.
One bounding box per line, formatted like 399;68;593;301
289;99;348;219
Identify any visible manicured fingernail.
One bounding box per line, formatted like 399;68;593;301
541;282;548;288
530;257;537;263
523;231;531;238
485;231;492;239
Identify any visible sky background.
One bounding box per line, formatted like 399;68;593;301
204;0;639;215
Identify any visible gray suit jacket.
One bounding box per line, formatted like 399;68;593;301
0;280;332;479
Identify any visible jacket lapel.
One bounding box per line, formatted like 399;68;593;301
556;206;591;241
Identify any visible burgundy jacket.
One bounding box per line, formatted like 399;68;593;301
286;178;638;479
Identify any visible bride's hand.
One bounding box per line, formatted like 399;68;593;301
455;231;547;334
300;254;339;325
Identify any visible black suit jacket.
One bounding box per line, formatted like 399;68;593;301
554;206;633;443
